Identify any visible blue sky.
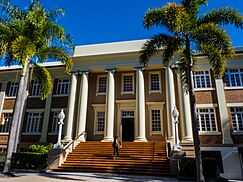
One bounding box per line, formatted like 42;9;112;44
7;0;243;47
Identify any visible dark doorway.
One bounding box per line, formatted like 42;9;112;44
122;118;134;141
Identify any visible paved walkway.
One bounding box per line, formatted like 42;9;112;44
0;171;180;182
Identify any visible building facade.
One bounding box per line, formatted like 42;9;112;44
0;40;242;179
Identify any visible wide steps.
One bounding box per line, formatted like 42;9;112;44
54;141;172;176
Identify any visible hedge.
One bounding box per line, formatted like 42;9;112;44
12;152;48;170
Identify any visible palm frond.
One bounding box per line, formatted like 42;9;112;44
11;36;36;62
37;46;72;73
192;23;234;57
139;33;183;66
192;23;234;78
33;64;52;100
0;0;24;20
143;3;188;33
47;8;65;22
199;7;243;28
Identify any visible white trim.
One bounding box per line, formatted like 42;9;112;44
227;103;243;107
22;132;42;135
96;74;107;96
196;104;218;108
194;88;215;91
25;109;44;113
52;94;69;97
148;71;162;94
93;104;105;135
2;109;13;113
28;95;40;99
224;86;243;90
121;73;135;95
199;131;221;135
5;96;17;99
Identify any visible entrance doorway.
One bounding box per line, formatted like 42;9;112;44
121;111;134;141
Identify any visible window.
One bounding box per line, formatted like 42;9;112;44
32;81;41;96
0;113;12;133
8;82;19;97
197;108;217;132
225;69;243;87
97;76;106;93
122;74;134;93
193;71;211;88
151;110;162;132
149;72;161;92
25;112;42;133
56;79;70;95
122;111;134;118
230;108;243;132
96;112;105;133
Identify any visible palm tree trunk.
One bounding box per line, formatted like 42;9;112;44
185;35;205;182
3;60;29;174
188;69;205;182
13;64;30;153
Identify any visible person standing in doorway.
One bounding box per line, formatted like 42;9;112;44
112;136;122;159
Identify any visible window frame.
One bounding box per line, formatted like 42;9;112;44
197;107;218;133
55;79;71;96
225;68;243;88
8;82;19;97
121;73;134;95
230;107;243;133
31;80;41;97
24;112;42;134
93;104;105;135
148;71;162;94
0;113;12;134
193;71;212;89
147;102;164;135
96;74;107;96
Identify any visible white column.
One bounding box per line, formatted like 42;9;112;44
63;73;77;141
135;67;147;142
102;69;115;142
77;71;89;141
39;79;54;143
177;72;193;142
165;67;176;140
215;78;233;144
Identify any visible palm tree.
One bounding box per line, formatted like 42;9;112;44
0;0;74;173
139;0;243;181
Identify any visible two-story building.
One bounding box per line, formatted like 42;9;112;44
0;40;242;179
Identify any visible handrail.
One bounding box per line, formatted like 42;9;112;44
47;131;87;170
63;131;87;150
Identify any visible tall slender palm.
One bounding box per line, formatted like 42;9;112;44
0;0;74;173
139;0;243;181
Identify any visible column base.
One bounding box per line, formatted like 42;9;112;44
134;137;147;142
39;137;46;143
77;135;86;142
181;137;193;143
101;137;113;142
63;136;72;142
222;137;233;144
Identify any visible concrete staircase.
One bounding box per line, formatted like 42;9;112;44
54;141;172;176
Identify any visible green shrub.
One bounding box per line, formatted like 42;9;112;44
28;143;53;154
12;152;48;169
179;158;219;179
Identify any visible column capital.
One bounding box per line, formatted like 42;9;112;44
105;67;116;73
134;66;145;71
70;70;89;75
